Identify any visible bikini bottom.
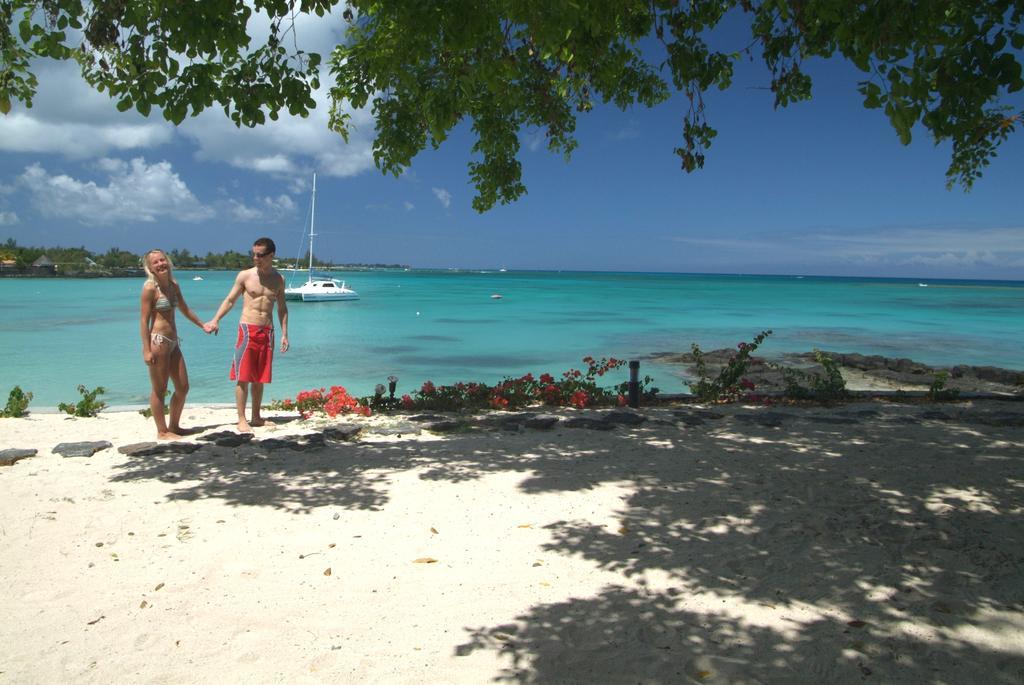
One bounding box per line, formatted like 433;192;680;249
151;333;180;352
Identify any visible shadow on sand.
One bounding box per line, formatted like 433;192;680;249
109;402;1024;682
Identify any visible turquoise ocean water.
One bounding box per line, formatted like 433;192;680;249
1;270;1022;408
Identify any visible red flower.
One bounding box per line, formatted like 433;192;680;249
570;390;589;408
617;394;627;406
421;380;436;394
539;373;554;384
401;394;415;409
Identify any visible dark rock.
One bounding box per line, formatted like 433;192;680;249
564;417;615;431
805;415;860;425
290;434;327;451
426;420;467;433
0;448;37;466
370;425;422;437
253;438;294;450
253;435;327;451
478;413;534;429
524;415;560;430
675;416;706;427
323;424;362;441
214;435;250;448
968;412;1024;428
408;414;451;423
734;412;787;428
198;430;253;444
604;410;647;426
54;441;113;458
920;411;955;421
950;365;1024;385
118;442;201;457
848;409;882;418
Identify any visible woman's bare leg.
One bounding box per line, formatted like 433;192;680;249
148;346;180;440
167;348;190;434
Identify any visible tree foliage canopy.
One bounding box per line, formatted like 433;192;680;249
4;1;1022;210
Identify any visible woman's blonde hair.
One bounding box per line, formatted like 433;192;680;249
142;249;175;284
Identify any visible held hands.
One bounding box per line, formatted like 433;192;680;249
203;320;219;335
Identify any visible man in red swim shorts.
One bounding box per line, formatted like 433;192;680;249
205;237;290;433
230;323;275;384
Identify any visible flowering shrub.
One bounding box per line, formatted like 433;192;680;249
271;386;371;419
406;356;638;412
270;355;653;417
688;330;772;403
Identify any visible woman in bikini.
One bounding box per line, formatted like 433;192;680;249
140;249;209;439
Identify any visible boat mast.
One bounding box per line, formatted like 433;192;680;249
308;172;317;278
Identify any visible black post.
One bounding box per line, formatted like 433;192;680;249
628;360;640;408
388;375;398;399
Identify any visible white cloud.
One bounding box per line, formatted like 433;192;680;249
227;194;297;223
432;187;452;208
0;211;19;226
665;225;1024;271
176;78;376;180
609;120;641;141
522;129;546;152
2;9;373;181
404;201;415;211
18;158;214;225
0;62;173;157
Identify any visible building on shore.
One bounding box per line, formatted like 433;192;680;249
30;255;56;276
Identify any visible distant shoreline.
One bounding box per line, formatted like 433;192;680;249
0;265;411;279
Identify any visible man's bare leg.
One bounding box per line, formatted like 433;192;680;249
236;382;253;433
249;382;274;426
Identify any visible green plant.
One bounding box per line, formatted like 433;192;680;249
138;390;170;418
769;350;849;402
58;385;107;417
274;356;637;416
809;350;849;402
0;386;33;417
928;371;961;402
688;330;772;403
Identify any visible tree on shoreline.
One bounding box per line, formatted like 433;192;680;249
4;1;1021;210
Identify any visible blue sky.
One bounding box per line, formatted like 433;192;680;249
1;9;1022;279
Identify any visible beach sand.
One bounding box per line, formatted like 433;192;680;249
2;400;1023;683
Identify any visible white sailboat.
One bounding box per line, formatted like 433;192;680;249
284;173;359;302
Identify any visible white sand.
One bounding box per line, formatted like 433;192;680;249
2;401;1023;683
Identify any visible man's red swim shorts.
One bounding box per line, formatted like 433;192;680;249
230;324;274;383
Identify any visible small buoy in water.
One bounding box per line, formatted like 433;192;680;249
416;311;420;316
490;294;503;299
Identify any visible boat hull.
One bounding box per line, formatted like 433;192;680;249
286;291;360;302
284;279;359;302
